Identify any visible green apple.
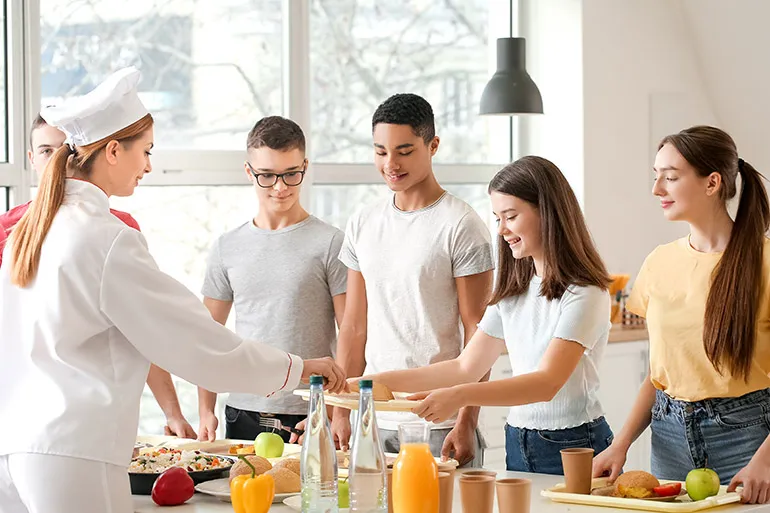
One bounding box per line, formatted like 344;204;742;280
338;478;350;509
685;468;720;501
254;432;284;458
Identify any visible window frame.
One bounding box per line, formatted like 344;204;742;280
0;0;32;205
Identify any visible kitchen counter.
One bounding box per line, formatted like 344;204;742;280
607;324;648;343
133;470;767;512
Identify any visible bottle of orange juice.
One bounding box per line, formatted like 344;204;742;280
391;423;439;513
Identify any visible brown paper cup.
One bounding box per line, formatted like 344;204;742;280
459;475;495;513
560;448;595;494
496;478;531;513
439;471;454;513
461;469;497;478
438;459;459;473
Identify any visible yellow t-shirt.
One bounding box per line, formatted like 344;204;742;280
628;237;770;401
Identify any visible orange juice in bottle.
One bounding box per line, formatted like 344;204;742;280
391;423;439;513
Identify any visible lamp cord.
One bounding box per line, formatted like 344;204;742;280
509;0;515;163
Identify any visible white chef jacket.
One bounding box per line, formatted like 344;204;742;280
0;179;303;466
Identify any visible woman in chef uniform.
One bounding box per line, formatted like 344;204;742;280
0;67;346;513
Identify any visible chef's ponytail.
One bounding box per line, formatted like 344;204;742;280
10;114;153;287
10;143;70;287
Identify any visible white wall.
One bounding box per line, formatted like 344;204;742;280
520;0;585;204
581;0;718;276
681;0;770;175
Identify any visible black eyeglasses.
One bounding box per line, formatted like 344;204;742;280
246;161;307;188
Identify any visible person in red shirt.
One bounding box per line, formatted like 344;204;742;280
0;114;197;439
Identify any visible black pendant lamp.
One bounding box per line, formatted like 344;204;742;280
479;4;543;116
480;38;542;115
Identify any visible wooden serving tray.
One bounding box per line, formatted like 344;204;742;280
293;390;420;412
541;477;742;512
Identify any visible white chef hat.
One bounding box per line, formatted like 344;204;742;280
40;67;149;147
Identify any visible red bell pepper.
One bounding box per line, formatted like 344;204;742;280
151;467;195;506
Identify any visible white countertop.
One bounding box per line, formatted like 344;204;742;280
132;470;769;513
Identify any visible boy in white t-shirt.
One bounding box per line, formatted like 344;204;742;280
333;94;495;467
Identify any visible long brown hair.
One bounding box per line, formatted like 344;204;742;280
659;125;770;381
10;114;154;288
488;156;611;303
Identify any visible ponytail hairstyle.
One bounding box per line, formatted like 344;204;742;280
488;156;611;303
659;125;770;381
10;113;154;287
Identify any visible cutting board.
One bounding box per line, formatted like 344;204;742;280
541;477;742;512
293;389;420;412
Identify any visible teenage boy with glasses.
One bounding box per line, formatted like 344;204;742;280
197;116;347;442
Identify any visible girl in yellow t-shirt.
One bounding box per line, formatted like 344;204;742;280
593;125;770;504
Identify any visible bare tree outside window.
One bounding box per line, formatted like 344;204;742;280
309;0;510;164
41;0;283;150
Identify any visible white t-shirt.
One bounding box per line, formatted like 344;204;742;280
339;192;494;430
478;276;610;430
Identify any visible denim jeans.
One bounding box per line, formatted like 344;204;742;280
224;405;306;443
651;388;770;484
504;417;613;475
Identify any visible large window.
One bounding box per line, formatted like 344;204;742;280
111;186;256;293
313;183;495;232
23;0;514;436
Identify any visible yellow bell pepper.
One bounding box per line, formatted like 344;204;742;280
230;456;275;513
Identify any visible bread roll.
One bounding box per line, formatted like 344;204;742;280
229;455;272;481
615;471;660;498
266;466;302;493
273;457;301;476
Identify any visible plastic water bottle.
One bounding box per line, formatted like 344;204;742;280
349;380;387;513
301;375;339;513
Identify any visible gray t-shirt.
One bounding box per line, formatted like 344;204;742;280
339;192;494;430
202;215;347;414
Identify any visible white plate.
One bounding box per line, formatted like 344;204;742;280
194;478;298;504
283;494;349;512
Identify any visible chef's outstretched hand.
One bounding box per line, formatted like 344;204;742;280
302;357;348;395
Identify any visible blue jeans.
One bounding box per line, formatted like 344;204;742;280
504;417;613;475
651;388;770;484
